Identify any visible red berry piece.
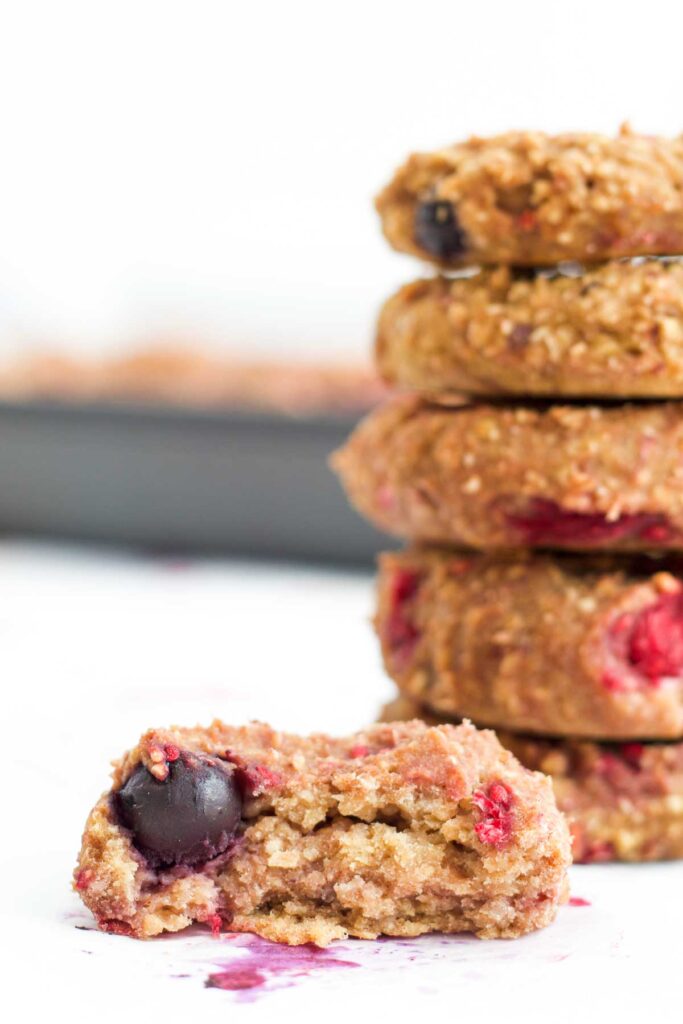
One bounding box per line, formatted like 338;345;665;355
74;869;92;891
99;919;134;936
384;569;422;667
506;499;674;548
628;592;683;681
605;591;683;690
224;751;284;797
472;781;514;847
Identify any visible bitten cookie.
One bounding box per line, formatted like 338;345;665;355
376;548;683;740
74;720;569;944
332;395;683;551
382;697;683;863
377;261;683;398
376;127;683;268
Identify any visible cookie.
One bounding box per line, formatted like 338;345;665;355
74;719;569;943
376;548;683;739
376;127;683;268
382;697;683;863
332;394;683;551
377;261;683;398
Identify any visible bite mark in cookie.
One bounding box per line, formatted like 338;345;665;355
75;720;570;944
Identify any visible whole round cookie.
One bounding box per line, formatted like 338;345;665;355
382;696;683;863
377;260;683;398
376;127;683;268
376;548;683;740
333;395;683;551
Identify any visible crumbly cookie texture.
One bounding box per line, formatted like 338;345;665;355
376;548;683;740
382;697;683;864
332;394;683;551
376;127;683;268
377;261;683;398
74;720;569;944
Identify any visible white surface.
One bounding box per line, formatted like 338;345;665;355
2;542;682;1022
1;1;683;355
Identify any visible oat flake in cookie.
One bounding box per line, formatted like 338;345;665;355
377;126;683;268
74;719;570;944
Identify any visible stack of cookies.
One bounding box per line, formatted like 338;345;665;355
334;126;683;863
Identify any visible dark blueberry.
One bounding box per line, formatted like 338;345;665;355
114;750;242;868
414;200;467;260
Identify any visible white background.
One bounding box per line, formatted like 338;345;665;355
1;0;683;357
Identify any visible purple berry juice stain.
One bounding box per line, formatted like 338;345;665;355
204;934;358;1001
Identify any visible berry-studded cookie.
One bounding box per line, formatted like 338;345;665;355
376;127;683;268
74;719;569;943
377;260;683;398
382;697;683;863
333;395;683;551
376;549;683;740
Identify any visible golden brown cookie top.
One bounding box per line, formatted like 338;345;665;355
377;127;683;267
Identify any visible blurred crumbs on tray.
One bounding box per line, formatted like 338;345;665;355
0;347;387;417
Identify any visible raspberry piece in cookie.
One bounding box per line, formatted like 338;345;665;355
382;697;683;864
605;591;683;690
376;127;683;268
74;720;570;944
505;501;674;548
383;567;422;668
472;782;514;847
333;395;683;552
376;548;683;739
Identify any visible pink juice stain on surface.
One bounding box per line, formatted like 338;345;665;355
205;934;359;1000
568;897;591;907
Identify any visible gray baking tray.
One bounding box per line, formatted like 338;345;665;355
0;400;393;566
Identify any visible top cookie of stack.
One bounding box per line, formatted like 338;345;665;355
375;125;683;399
